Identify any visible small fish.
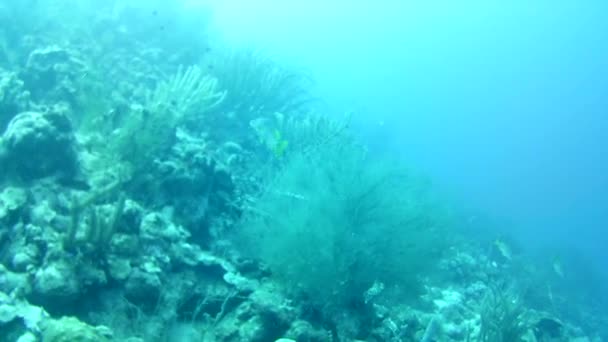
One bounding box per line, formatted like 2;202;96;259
494;239;512;261
273;190;307;201
552;256;564;278
272;130;289;158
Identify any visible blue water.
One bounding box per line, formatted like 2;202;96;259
207;0;608;285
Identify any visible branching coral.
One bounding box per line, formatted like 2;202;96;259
211;49;314;119
64;178;126;253
250;111;352;164
475;282;530;342
236;127;451;315
110;65;225;174
146;64;226;119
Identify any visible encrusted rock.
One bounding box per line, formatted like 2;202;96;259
11;244;39;272
140;212;190;243
107;256;132;281
2;106;78;180
0;186;27;224
124;267;162;305
30;200;58;226
120;199;144;234
0;264;30;295
79;262;107;288
24;45;86;104
109;233;139;256
284;320;329;342
0;68;31;131
41;316;112;342
0;291;48;339
32;260;80;304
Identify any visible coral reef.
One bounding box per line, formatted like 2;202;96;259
0;2;604;342
0;68;31;131
237;136;451;325
1;105;78;181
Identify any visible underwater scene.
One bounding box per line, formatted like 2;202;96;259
0;0;606;341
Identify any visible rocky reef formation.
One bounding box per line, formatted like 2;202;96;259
0;2;604;342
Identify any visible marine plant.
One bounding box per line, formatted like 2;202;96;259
250;111;352;163
146;64;225;118
236;123;451;314
475;282;531;342
270;130;289;159
64;177;125;253
210;49;314;120
110;64;225;174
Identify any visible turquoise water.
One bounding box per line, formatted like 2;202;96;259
210;0;608;274
0;1;606;341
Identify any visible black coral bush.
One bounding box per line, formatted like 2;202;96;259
236;136;451;312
